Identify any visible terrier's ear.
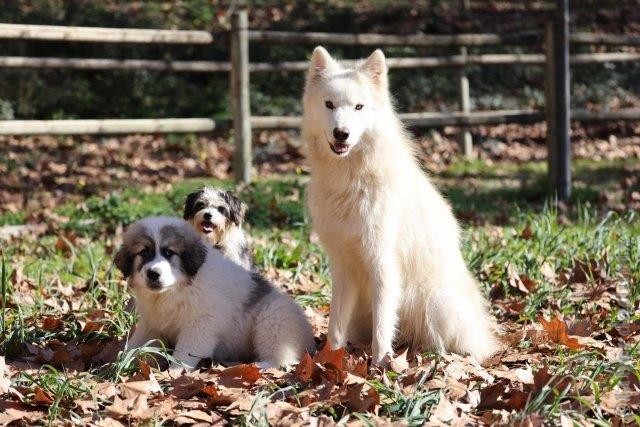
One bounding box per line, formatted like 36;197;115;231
183;189;203;220
359;49;388;87
113;246;133;278
224;191;247;226
181;238;207;277
308;46;336;81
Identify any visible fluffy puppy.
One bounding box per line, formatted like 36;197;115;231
183;187;252;270
114;216;315;369
302;47;498;364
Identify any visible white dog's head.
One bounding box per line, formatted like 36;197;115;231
114;217;207;293
302;46;390;158
182;187;247;248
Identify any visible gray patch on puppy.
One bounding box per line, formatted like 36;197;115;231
245;272;273;308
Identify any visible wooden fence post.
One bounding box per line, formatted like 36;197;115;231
545;0;571;201
458;0;473;158
230;8;251;183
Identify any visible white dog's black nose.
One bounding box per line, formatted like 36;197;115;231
146;269;160;281
203;212;212;221
333;127;350;142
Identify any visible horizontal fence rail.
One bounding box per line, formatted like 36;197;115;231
2;52;640;74
0;118;215;135
247;30;541;47
249;109;640;130
0;23;213;44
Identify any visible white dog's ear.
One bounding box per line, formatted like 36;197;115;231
359;49;388;87
308;46;336;81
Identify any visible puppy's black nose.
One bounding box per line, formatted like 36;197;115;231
333;127;350;142
146;269;160;281
203;212;212;221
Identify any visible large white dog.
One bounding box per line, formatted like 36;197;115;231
302;47;498;364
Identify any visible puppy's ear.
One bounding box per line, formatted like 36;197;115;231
181;238;207;277
183;189;203;220
358;49;388;88
308;46;336;81
113;246;133;278
224;191;247;226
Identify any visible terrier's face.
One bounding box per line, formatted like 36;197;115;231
183;187;247;247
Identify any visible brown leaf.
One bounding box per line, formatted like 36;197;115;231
343;382;380;413
54;232;77;254
314;341;345;371
201;384;219;398
520;226;533;240
82;320;105;333
389;348;410;373
138;360;151;379
538;316;583;350
507;265;537;294
294;351;315;382
168;376;206;399
33;387;54;405
41;316;63;331
218;364;262;388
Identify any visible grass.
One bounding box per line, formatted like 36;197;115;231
0;157;638;425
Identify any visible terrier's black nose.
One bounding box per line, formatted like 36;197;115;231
333;127;350;142
203;212;212;221
146;269;160;281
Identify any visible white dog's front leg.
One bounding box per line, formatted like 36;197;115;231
126;322;157;350
327;259;358;350
171;327;217;371
371;258;402;364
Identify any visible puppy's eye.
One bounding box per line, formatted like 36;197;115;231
194;202;204;211
355;104;363;110
217;206;228;216
138;248;151;258
325;101;334;110
161;248;175;258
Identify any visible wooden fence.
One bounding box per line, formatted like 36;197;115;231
1;2;640;198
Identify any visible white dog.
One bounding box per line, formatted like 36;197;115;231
302;47;498;364
183;187;252;270
114;216;315;369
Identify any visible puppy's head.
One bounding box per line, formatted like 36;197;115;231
114;217;207;293
183;187;247;247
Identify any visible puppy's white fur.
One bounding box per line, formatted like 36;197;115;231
114;216;315;369
302;47;498;364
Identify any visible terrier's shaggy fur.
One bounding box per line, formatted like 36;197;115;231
183;187;252;270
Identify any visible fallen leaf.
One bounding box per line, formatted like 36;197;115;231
33;387;54;405
218;364;262;388
294;351;315;382
538;316;583;350
41;316;63;331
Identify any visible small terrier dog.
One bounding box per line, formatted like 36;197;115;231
114;216;315;369
183;187;252;270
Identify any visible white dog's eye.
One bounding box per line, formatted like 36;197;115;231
355;104;363;110
194;202;204;211
325;101;334;110
217;206;228;216
161;248;176;259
